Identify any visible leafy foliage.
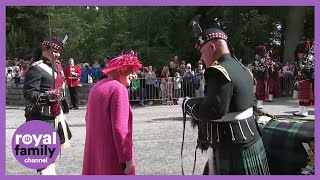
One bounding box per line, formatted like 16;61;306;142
6;6;314;67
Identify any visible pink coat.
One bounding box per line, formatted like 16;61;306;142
82;78;135;175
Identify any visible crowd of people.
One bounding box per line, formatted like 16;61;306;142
14;13;314;175
128;56;206;105
5;58;32;85
6;55;207;106
6;53;297;108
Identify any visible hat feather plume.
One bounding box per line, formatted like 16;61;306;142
62;35;68;45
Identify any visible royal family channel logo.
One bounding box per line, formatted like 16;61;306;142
11;120;60;169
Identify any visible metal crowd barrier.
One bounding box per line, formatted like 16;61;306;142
126;73;294;104
128;76;205;104
280;74;294;96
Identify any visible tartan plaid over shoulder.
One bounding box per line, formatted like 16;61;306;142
261;120;314;174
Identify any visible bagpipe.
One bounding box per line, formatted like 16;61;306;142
265;51;277;77
252;60;266;80
253;60;266;72
306;41;315;69
305;41;315;79
297;41;315;81
253;48;277;74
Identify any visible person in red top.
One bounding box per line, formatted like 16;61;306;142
65;57;81;109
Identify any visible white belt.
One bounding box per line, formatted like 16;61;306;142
213;107;253;122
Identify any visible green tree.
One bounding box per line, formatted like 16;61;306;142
6;6;314;68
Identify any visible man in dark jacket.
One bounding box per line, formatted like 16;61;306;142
179;16;269;175
24;36;71;175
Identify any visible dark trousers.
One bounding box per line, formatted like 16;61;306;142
68;86;79;108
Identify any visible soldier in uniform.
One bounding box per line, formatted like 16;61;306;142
23;36;71;175
179;16;269;175
293;40;314;117
65;57;81;110
252;46;267;109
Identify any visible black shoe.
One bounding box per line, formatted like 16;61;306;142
71;106;79;110
293;112;300;116
293;112;307;117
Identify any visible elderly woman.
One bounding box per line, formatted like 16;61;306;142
82;51;142;175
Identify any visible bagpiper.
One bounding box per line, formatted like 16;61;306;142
252;45;268;109
293;40;314;117
265;48;277;102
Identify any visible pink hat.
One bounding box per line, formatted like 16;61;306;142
102;51;142;75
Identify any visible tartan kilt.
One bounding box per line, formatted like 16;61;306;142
261;120;314;174
267;78;274;94
207;139;269;175
256;80;266;100
298;80;313;101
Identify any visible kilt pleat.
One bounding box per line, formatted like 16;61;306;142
212;138;270;175
242;139;269;175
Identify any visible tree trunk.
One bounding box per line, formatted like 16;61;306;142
283;7;307;63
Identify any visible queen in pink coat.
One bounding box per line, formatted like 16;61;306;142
82;51;142;175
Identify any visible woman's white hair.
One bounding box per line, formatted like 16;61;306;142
83;63;90;68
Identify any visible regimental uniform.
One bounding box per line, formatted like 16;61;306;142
293;40;314;117
183;17;270;175
265;53;276;102
65;64;81;109
23;37;72;175
252;46;268;109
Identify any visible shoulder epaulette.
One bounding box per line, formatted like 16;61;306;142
209;63;231;82
31;60;43;67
